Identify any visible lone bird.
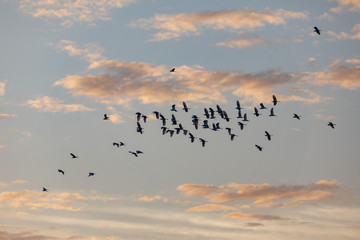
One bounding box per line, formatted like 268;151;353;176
103;114;110;120
70;153;78;159
255;145;263;151
42;187;48;192
265;131;272;141
293;114;301;120
272;95;279;106
170;68;176;72
58;169;65;175
199;138;207;147
88;172;95;177
314;26;321;35
328;122;336;129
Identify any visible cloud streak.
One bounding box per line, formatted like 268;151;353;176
26;96;94;113
132;9;309;41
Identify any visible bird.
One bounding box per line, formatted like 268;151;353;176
236;100;242;110
142;115;147;123
88;172;95;177
113;142;120;147
202;120;209;129
209;108;215;119
238;121;245;130
58;169;65;175
135;112;142;122
216;105;223;114
129;151;138;157
265;131;272;141
189;133;196;143
171;104;177;112
183;102;189;112
259;103;267;109
175;127;182;134
103;114;110;120
255;145;263;151
136;150;144;154
137;122;144;134
70;153;78;159
314;26;321;35
254;107;260;117
199;138;207;147
161;126;167;135
152;111;160;119
223;111;230;122
159;114;167;126
42;187;48;192
183;129;188;136
243;113;249;122
269;108;276;117
230;134;237;141
192;118;199;130
119;142;125;146
293;113;301;120
170;68;176;72
237;109;243;119
171;114;177;125
272;95;279;106
211;123;218;131
328;122;336;129
225;127;232;135
204;108;210;119
167;129;175;137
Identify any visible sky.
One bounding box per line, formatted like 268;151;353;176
0;0;360;239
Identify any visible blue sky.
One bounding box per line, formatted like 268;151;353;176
1;0;360;239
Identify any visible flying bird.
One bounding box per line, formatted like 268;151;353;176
225;127;232;135
243;113;249;122
254;107;260;117
269;108;276;117
209;108;215;119
137;122;144;134
265;131;272;141
136;150;144;154
314;26;321;35
113;142;120;147
204;108;210;119
161;126;167;135
58;169;65;175
152;111;160;119
103;114;110;120
189;133;196;143
259;103;267;109
238;121;245;130
202;120;209;129
142;115;147;123
170;68;176;72
236;100;242;110
70;153;78;159
199;138;207;147
171;104;177;112
272;95;279;106
42;187;48;192
88;172;95;177
293;113;301;120
328;122;336;129
129;151;138;157
255;145;263;151
237;109;243;119
119;142;125;146
223;111;230;122
167;129;175;137
183;102;189;112
171;114;177;125
135;112;142;122
230;134;237;141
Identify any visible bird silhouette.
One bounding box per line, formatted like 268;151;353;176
238;121;245;130
189;133;196;143
202;120;209;129
254;107;260;117
314;26;321;35
192;118;199;130
183;102;189;112
269;108;276;117
255;145;263;151
129;151;138;157
293;114;301;120
272;95;279;106
204;108;210;119
137;122;144;134
265;131;272;141
42;187;48;192
171;104;177;112
70;153;78;159
223;111;230;122
58;169;65;175
170;68;176;72
161;126;167;135
236;100;242;110
152;111;160;119
243;113;249;122
135;112;142;122
199;138;207;147
237;109;243;119
103;114;110;120
209;108;216;119
113;142;120;147
88;172;95;177
136;150;143;154
328;122;336;129
167;129;175;137
259;103;267;109
142;115;147;123
230;134;237;141
225;127;232;135
119;142;125;146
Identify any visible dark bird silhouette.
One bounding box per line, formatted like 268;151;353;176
243;113;249;122
119;142;125;146
215;122;221;130
314;26;321;35
42;187;48;192
202;120;209;129
265;131;272;141
70;153;78;159
170;68;176;72
293;113;301;120
88;172;95;177
129;151;138;157
137;122;144;134
209;108;215;119
58;169;65;175
225;127;232;135
152;111;160;119
113;142;120;147
236;100;242;110
230;134;237;141
199;138;207;147
272;95;279;106
255;145;263;151
183;102;189;112
189;133;196;143
211;123;218;131
216;105;222;114
183;129;188;136
175;127;182;134
159;114;167;126
269;108;276;117
254;107;260;117
223;111;230;122
238;121;245;130
142;115;147;123
328;122;336;129
136;150;144;154
192;118;199;130
103;114;110;120
237;109;243;119
167;129;175;137
135;112;142;122
204;108;210;119
171;114;177;125
161;126;167;135
260;103;267;109
171;104;177;112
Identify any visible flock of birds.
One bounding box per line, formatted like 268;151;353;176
42;26;333;192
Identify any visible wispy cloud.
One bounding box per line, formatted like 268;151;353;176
0;80;7;96
138;195;168;203
186;203;235;212
0;228;59;240
132;9;309;41
329;0;360;13
216;37;267;49
224;212;289;221
56;40;105;63
19;0;136;27
25;96;94;113
0;114;17;119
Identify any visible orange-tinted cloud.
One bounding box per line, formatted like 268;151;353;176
138;195;168;203
132;9;308;41
26;96;94;113
186;203;235;212
0;80;7;96
330;0;360;13
19;0;136;27
178;180;340;207
225;212;289;221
